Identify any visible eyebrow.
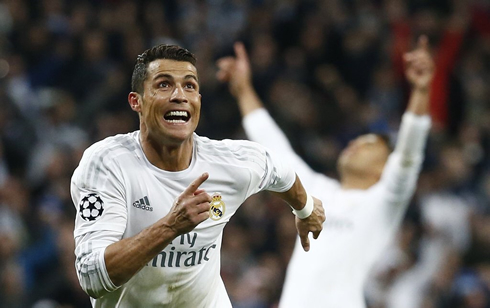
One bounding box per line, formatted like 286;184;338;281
153;73;199;82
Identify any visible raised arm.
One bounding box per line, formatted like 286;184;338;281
395;35;433;159
216;42;261;117
217;50;326;250
217;43;335;190
380;36;433;200
404;36;433;116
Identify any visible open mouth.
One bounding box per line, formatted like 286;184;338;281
164;110;190;124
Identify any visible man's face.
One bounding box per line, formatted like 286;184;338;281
134;59;201;145
337;134;390;178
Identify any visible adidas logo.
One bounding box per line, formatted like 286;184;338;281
133;196;153;212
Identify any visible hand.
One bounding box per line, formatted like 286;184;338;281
165;173;212;235
216;42;253;98
295;196;325;252
403;36;435;91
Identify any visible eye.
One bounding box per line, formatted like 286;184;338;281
158;81;170;88
184;83;196;90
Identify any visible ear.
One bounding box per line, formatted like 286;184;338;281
128;92;142;112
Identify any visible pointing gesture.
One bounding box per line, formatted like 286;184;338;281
165;172;212;235
217;42;253;98
295;196;325;252
404;36;435;91
217;42;264;116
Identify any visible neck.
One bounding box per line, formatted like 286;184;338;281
340;174;379;190
140;132;194;171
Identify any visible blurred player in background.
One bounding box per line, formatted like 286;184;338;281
217;36;433;308
70;44;325;307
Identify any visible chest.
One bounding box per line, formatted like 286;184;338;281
120;160;250;240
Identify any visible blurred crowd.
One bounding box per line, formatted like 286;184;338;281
0;0;489;307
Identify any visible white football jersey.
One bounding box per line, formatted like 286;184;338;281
71;131;295;308
243;109;431;308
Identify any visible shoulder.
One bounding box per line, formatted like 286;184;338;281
73;132;139;181
81;132;139;164
194;134;267;161
193;135;270;177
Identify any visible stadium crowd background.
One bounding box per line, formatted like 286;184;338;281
0;0;489;307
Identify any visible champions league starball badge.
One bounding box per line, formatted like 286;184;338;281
209;193;225;221
79;193;104;221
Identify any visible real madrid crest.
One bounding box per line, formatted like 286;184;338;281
209;193;225;220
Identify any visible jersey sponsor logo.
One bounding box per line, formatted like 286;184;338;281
148;232;217;268
209;193;225;220
149;244;217;268
79;193;104;221
132;196;153;211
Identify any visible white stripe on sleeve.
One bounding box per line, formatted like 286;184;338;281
75;231;121;298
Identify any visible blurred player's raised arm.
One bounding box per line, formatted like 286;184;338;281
217;43;326;251
217;43;335;191
380;36;433;202
403;36;433;116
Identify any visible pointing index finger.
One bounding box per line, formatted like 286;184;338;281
234;42;249;63
300;233;310;252
417;35;429;52
183;173;209;196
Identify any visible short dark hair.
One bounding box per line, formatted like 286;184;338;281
131;44;197;94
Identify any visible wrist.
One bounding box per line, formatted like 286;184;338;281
237;88;263;116
412;85;430;93
154;218;179;242
291;194;314;219
236;83;256;99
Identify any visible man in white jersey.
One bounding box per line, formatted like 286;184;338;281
71;44;325;307
217;36;433;307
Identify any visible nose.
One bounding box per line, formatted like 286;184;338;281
170;85;188;103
